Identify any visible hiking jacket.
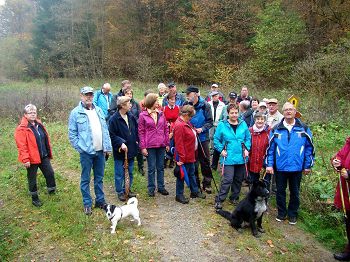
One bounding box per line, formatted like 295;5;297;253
109;111;138;160
173;117;197;163
333;137;350;210
93;89;113;117
208;100;225;127
248;125;270;173
188;97;213;142
265;118;315;172
138;110;169;149
15;117;52;164
68;102;112;154
241;108;254;127
214;119;251;165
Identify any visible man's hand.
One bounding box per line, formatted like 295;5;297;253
141;148;148;157
266;167;274;175
121;143;128;151
332;158;341;169
303;169;311;175
24;162;30;168
196;128;203;134
177;161;184;166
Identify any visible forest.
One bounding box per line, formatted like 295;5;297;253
0;0;349;95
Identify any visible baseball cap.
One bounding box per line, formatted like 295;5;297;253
229;92;237;99
185;86;199;94
167;82;176;88
258;101;267;108
80;86;94;94
268;98;278;104
211;83;219;88
210;91;219;96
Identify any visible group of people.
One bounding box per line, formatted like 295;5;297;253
13;80;350;260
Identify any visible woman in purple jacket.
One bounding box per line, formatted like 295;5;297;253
139;93;170;197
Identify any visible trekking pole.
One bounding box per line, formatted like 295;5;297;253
197;135;219;193
338;169;347;219
221;142;228;177
241;142;250;190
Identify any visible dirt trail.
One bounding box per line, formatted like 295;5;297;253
134;170;335;262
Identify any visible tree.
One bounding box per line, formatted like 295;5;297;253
250;0;309;85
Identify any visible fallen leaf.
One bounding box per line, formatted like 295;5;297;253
267;239;274;248
266;251;273;256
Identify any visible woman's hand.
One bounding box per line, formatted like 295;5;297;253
177;161;184;166
24;162;30;168
244;149;249;157
221;150;227;157
141;148;148;157
166;146;170;152
341;168;349;179
121;143;128;151
266;167;274;175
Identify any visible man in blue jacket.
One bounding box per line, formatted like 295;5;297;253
184;86;214;194
266;102;315;225
93;83;113;118
68;86;112;215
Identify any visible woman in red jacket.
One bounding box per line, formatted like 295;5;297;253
14;104;56;207
173;105;206;204
332;137;350;261
248;112;271;187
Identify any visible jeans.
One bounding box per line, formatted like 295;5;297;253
217;164;245;202
147;147;166;193
27;157;56;195
79;151;105;207
275;171;303;218
175;163;199;196
114;158;134;195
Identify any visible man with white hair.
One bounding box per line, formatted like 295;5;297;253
205;83;226;103
94;83;113;118
265;102;314;225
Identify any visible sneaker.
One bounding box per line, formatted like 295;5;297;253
94;202;107;209
288;217;297;225
203;186;212;194
158;189;169;196
214;201;222;210
118;193;126;202
275;215;287;222
128;191;137;198
84;206;92;215
148;191;155;197
175;195;189;204
190;192;206;199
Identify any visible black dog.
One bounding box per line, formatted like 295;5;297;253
216;180;269;237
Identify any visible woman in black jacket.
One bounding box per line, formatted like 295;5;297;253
109;96;139;201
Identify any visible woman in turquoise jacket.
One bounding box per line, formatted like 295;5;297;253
214;103;251;209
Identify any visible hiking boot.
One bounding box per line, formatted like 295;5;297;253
175;195;189;204
118;193;126;202
169;161;174;169
48;189;56;195
84;206;92;215
275;215;287;222
214;201;222;210
288;217;297;225
94;201;107;209
158;189;169;196
31;195;42;207
203;186;212;194
148;191;155;197
190;192;206;199
128;191;137;198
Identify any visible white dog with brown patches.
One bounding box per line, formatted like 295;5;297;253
103;197;141;234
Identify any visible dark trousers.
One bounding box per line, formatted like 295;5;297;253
250;171;272;192
195;140;213;188
211;149;220;170
27;157;56;195
136;148;144;170
216;164;245;202
175;163;199;196
275;171;302;218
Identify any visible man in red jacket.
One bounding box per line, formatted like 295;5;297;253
14;104;56;207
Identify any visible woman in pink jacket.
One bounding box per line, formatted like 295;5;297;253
138;93;170;197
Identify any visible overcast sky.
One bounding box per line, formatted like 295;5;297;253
0;0;5;6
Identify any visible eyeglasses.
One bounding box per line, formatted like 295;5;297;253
283;108;295;112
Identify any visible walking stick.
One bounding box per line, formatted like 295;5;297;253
221;142;228;177
124;148;130;200
241;143;250;190
197;135;219;193
338;170;347;219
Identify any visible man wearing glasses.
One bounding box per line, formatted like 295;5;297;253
265;102;315;225
68;86;112;215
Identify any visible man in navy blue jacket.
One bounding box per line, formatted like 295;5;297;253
266;102;315;225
